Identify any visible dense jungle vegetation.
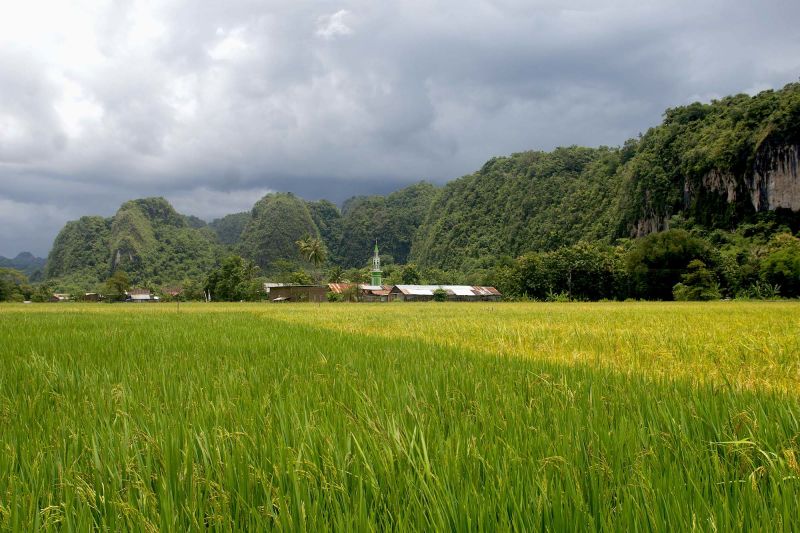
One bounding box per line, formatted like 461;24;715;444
3;82;798;302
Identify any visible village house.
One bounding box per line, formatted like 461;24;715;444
328;283;392;302
269;285;327;302
263;282;290;295
125;289;159;302
389;285;502;302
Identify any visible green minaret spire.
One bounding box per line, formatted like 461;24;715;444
371;240;382;286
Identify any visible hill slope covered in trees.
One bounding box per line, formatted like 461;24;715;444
0;252;46;279
41;82;800;294
47;198;221;289
411;83;800;270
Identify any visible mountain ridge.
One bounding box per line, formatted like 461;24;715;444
42;82;800;289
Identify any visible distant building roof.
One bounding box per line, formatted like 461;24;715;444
358;284;387;291
328;283;354;294
391;285;501;296
128;289;151;296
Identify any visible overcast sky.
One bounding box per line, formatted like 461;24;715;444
1;0;799;257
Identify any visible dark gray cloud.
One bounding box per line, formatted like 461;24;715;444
1;0;799;256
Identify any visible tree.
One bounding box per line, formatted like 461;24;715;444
672;260;721;301
289;270;314;285
180;278;206;301
327;266;344;283
31;282;55;303
105;270;130;301
760;234;800;297
205;256;262;302
0;268;27;302
296;235;327;268
626;230;714;300
400;263;421;284
515;253;548;299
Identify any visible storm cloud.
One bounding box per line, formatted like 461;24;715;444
1;0;799;256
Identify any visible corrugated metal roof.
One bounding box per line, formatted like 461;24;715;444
473;286;502;296
451;287;475;296
328;283;354;294
128;289;151;296
391;285;502;296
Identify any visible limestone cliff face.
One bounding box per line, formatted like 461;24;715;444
682;145;800;214
631;189;670;237
751;144;800;211
701;169;739;204
632;143;800;236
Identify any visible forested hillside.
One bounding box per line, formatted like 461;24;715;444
411;83;800;270
335;182;437;268
39;82;800;297
618;82;800;235
0;252;46;279
238;193;320;272
209;213;250;245
411;147;624;270
47;198;221;289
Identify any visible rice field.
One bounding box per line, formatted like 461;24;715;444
0;301;799;531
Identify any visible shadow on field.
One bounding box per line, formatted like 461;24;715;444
0;310;799;531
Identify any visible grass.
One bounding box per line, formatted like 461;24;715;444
0;301;799;530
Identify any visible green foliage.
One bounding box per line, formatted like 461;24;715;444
109;198;220;285
343;267;369;285
307;200;343;260
673;260;721;301
0;252;46;279
46;216;112;283
626;230;714;300
239;193;319;272
47;198;220;290
0;268;31;302
736;280;781;300
179;278;206;301
105;270;130;301
399;263;421;284
288;270;314;285
432;288;447;301
760;234;800;297
327;266;344;283
296;235;328;268
618;82;800;233
412;147;623;270
205;255;262;302
338;182;437;268
209;212;251;245
30;282;54;303
490;243;625;301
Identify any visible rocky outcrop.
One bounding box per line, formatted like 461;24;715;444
702;169;738;204
751;144;800;211
631;190;670;237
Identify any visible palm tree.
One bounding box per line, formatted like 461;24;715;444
296;236;327;269
328;265;344;283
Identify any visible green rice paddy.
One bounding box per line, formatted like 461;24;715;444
1;302;799;530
